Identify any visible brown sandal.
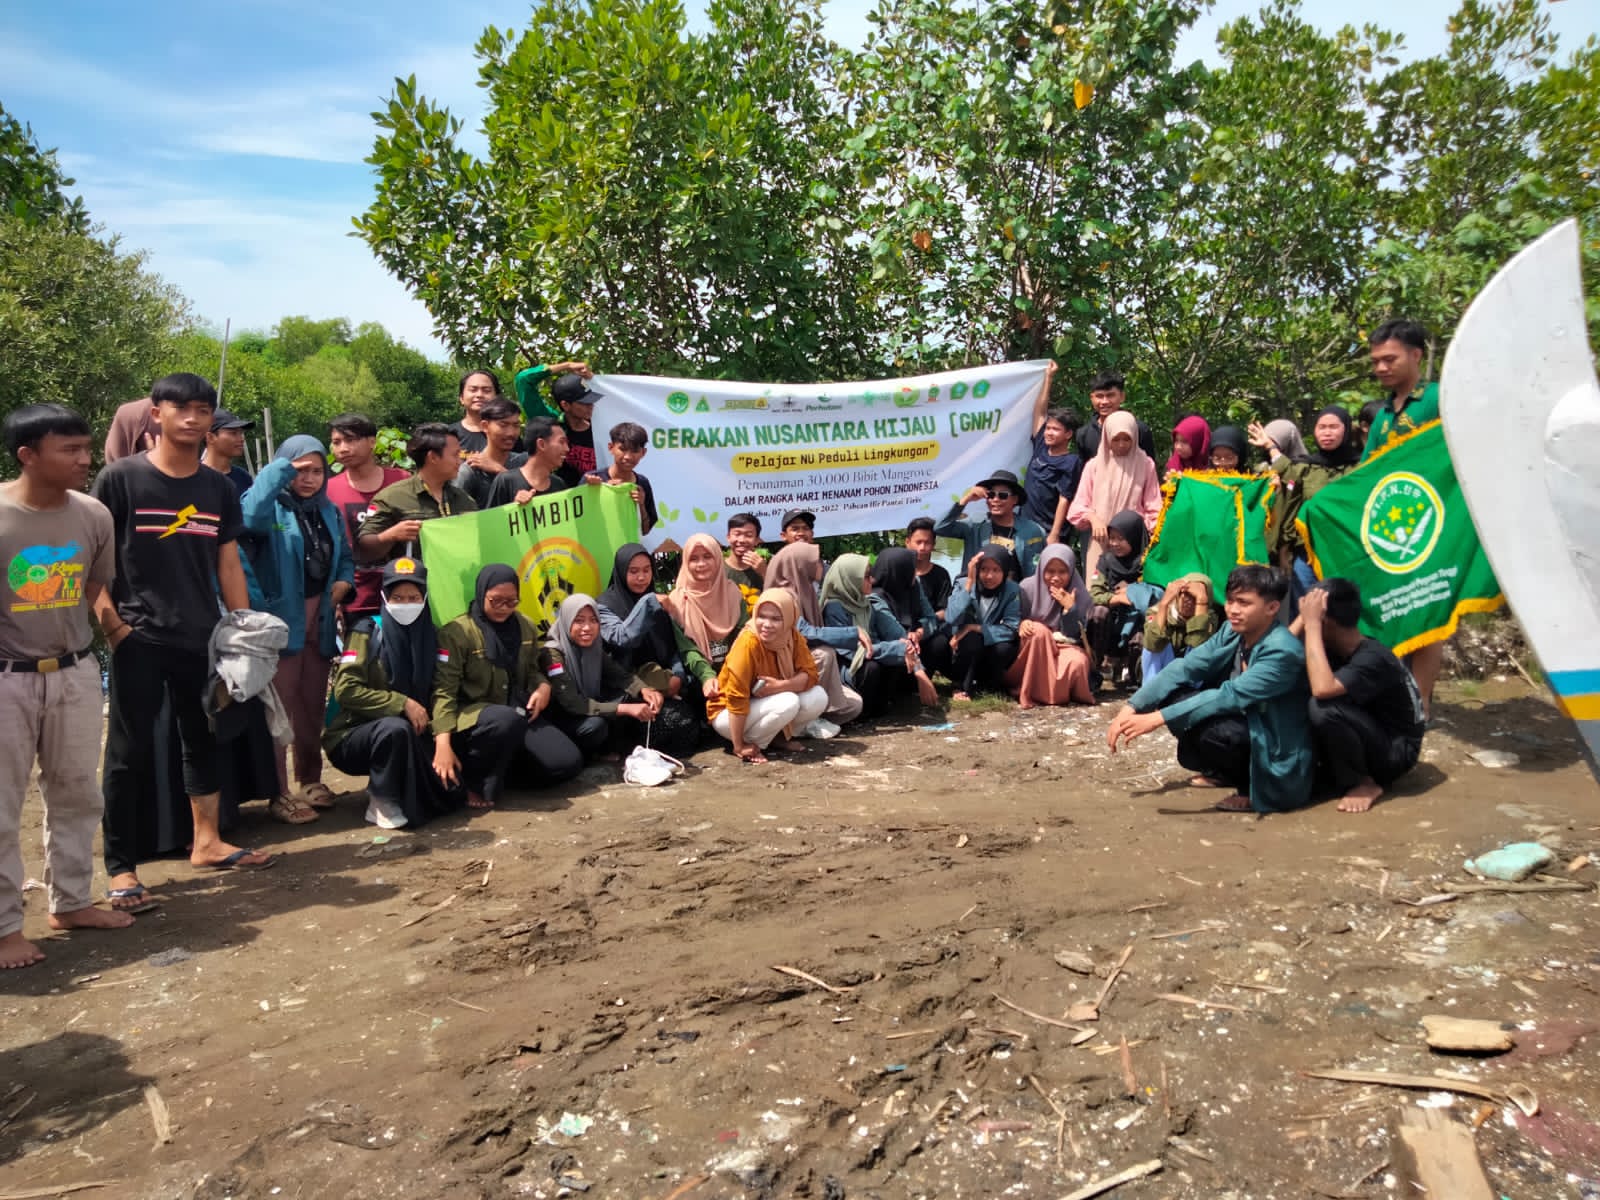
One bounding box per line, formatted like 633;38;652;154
269;794;320;825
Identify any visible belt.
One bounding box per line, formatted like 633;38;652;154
0;648;94;674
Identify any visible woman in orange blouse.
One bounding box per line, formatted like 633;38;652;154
707;589;828;764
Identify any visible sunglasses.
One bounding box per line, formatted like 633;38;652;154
987;490;1016;500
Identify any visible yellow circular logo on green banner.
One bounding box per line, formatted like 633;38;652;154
1360;472;1445;575
516;537;599;630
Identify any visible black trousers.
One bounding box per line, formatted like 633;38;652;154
103;637;218;876
919;631;953;681
1309;697;1420;792
328;716;460;827
951;636;1020;696
547;710;612;757
450;704;584;805
1175;713;1252;793
852;659;891;719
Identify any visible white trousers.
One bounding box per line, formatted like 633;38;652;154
712;686;830;748
812;647;863;724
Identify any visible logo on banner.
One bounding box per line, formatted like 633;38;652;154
950;382;969;400
515;537;598;628
1360;472;1445;575
667;391;690;415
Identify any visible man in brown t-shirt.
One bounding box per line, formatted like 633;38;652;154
0;403;132;969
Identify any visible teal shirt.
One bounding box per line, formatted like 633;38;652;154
1128;623;1314;813
1362;381;1439;460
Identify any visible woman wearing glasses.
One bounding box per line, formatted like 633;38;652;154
430;564;584;810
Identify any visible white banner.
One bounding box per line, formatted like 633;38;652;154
591;361;1049;545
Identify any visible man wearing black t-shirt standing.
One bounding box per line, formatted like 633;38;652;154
91;374;274;909
1299;578;1426;813
551;373;599;487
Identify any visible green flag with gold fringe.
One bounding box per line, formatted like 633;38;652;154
1143;472;1276;603
1297;420;1501;656
418;484;642;631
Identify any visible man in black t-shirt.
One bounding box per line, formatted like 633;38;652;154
91;374;276;908
1075;370;1157;463
1298;578;1426;813
551;373;599;487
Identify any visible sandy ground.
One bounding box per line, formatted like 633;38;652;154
2;679;1598;1200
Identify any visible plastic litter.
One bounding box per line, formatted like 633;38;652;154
1469;749;1521;769
1464;842;1555;882
554;1112;593;1138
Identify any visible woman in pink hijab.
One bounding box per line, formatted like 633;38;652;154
1066;410;1162;580
1166;415;1211;473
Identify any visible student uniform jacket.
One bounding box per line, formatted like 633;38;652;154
432;612;548;733
1127;623;1314;813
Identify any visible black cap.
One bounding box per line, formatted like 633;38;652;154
781;509;816;529
382;557;428;592
551;374;598;406
978;469;1022;492
211;408;255;432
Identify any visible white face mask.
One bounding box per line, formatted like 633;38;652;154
386;602;427;627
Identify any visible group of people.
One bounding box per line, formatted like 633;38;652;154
0;318;1443;968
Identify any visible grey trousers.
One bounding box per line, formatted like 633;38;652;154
0;657;104;934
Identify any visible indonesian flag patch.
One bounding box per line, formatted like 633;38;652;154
547;662;565;676
437;650;451;663
339;651;358;664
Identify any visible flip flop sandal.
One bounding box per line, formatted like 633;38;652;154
107;885;161;914
269;794;320;825
301;783;337;809
1213;795;1253;812
202;848;278;871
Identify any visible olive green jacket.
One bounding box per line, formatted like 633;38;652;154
432;612;548;733
538;645;649;717
323;621;416;753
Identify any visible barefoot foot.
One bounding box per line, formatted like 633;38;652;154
1337;779;1384;813
1214;794;1252;812
0;930;45;968
49;905;135;932
467;791;493;810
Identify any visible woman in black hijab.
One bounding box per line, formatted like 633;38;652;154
595;542;682;679
1260;404;1363;615
325;558;460;828
1087;510;1155;685
942;542;1023;700
868;546;949;697
431;565;583;810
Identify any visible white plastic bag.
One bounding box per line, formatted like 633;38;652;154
623;724;685;786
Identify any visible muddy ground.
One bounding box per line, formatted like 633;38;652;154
2;678;1598;1200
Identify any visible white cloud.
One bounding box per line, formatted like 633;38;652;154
65;163;447;355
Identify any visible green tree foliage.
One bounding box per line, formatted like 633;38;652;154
0;217;186;443
159;318;457;450
1;101;182;457
839;0;1204;382
357;0;1596;441
1124;2;1398;427
264;315;352;367
0;100;88;231
356;0;874;379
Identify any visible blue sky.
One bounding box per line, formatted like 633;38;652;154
3;0;1591;363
